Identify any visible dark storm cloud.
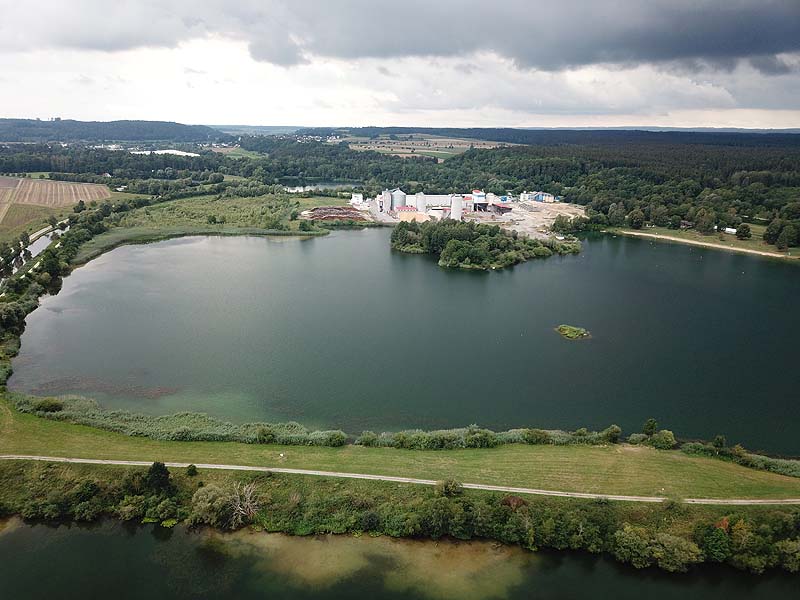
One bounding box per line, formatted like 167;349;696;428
3;0;799;73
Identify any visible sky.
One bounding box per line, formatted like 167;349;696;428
1;0;799;129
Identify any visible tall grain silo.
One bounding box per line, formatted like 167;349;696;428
391;188;406;210
450;194;463;221
415;192;427;213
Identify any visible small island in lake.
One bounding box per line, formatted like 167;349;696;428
391;219;580;270
556;324;591;339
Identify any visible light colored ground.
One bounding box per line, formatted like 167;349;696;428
7;177;110;207
466;201;585;239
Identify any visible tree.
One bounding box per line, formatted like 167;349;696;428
187;485;230;528
702;526;731;562
694;208;716;234
735;223;751;239
642;418;658;436
712;435;727;449
776;224;797;250
763;219;785;244
647;430;676;450
145;462;172;492
627;209;645;229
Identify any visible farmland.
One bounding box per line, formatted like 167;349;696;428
344;134;514;162
0;176;111;242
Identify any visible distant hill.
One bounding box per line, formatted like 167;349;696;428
212;124;302;136
299;126;800;148
0;119;230;143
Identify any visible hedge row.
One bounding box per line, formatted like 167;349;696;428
13;396;347;447
682;442;800;479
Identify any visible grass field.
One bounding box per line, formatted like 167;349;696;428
211;147;263;159
612;224;797;259
2;399;799;500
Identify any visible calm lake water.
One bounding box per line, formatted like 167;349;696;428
0;519;797;599
9;230;800;453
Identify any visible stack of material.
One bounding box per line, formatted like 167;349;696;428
301;206;371;221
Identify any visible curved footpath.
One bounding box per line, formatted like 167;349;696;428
2;454;800;506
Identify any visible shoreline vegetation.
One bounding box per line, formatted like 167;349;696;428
3;400;800;575
556;324;591;340
391;219;580;270
9;395;800;481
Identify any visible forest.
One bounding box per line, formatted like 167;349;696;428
0;119;228;143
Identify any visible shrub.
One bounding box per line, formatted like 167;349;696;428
359;510;381;531
356;431;378;446
522;429;551;445
613;524;653;569
32;398;64;413
187;485;230;528
186;464;198;477
642;418;658;436
601;424;622;443
464;426;500;448
434;479;463;497
627;433;648;445
647;430;677;450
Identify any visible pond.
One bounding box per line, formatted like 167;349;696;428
9;229;800;453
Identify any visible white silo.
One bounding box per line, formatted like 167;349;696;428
390;188;406;210
450;195;463;221
415;192;427;213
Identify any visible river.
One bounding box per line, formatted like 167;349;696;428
0;519;796;599
8;229;800;453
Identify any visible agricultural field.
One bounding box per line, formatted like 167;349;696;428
345;134;513;162
0;176;112;243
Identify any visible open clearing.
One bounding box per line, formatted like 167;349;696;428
2;399;799;500
466;200;586;239
345;134;513;162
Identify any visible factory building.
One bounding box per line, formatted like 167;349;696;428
520;191;556;203
375;188;509;221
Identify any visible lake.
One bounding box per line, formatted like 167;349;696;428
0;519;797;599
9;229;800;453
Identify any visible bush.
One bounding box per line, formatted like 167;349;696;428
522;429;551;445
627;433;648;445
32;398;64;413
647;430;677;450
186;464;198;477
434;479;463;497
187;485;230;528
464;426;500;448
356;431;378;446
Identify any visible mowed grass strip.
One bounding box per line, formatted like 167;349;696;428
2;400;799;500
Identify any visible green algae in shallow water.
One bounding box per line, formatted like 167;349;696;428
556;324;591;340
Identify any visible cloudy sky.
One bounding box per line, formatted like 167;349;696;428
1;0;799;128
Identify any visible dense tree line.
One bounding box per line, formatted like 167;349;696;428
0;119;229;143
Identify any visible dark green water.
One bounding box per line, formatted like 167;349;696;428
9;230;800;453
0;520;797;599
